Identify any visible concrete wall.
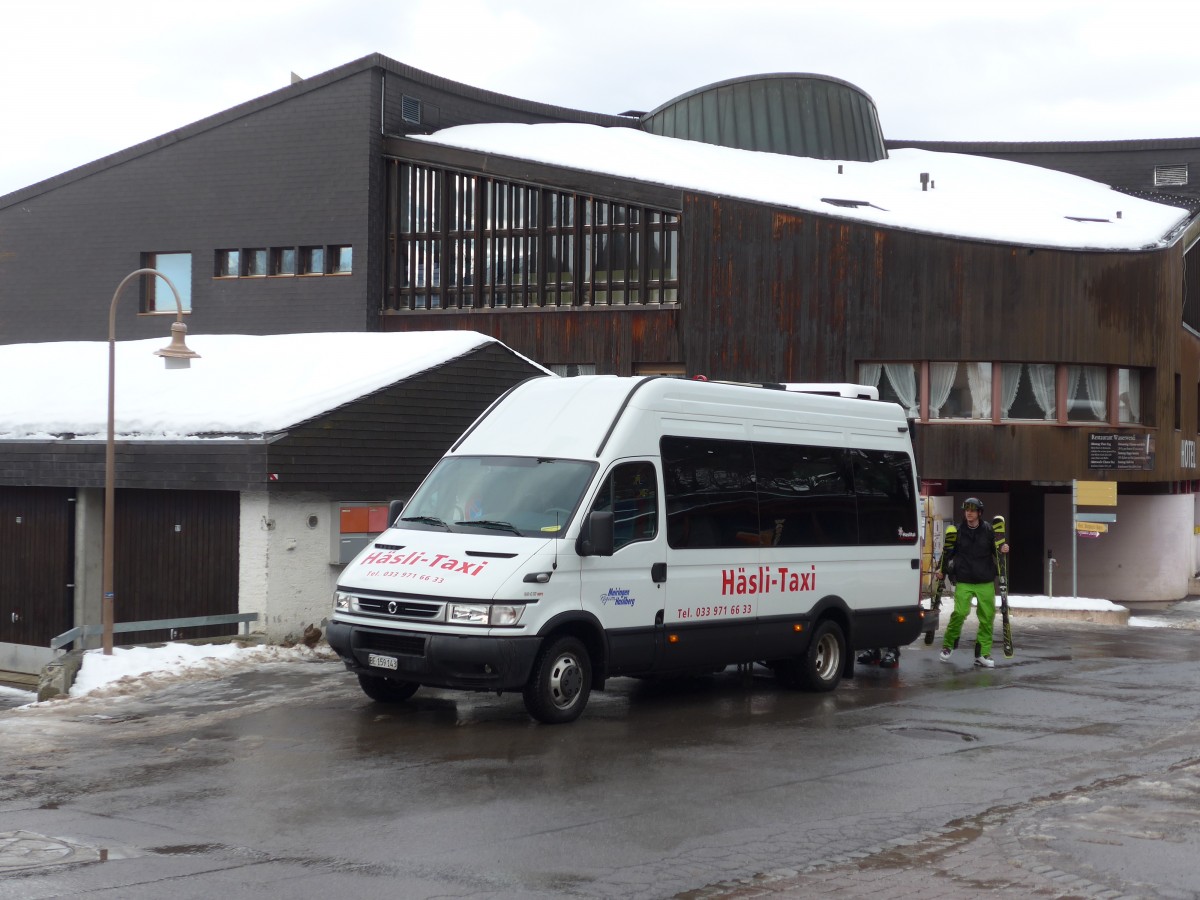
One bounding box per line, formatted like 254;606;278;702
1046;493;1192;602
244;492;358;642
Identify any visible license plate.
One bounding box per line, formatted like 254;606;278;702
368;653;398;671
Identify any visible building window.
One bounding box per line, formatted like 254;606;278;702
243;248;267;277
549;364;597;377
860;361;1149;427
1067;365;1107;423
860;363;918;417
142;252;191;312
1119;368;1143;425
271;247;296;276
215;250;239;278
1002;363;1057;421
1154;164;1188;187
328;245;352;274
930;362;992;419
300;246;325;275
384;160;681;312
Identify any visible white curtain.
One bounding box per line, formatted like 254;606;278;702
859;363;882;390
929;362;957;418
883;363;918;417
1029;364;1056;420
1069;365;1107;421
1083;366;1107;420
1001;364;1022;418
966;363;992;419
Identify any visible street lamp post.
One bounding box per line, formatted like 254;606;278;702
102;268;200;655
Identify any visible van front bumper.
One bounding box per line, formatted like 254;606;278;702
326;619;541;691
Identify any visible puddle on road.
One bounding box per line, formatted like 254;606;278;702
886;725;979;742
149;843;228;856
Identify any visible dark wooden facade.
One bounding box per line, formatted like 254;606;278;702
0;487;74;647
376;141;1197;487
263;342;545;499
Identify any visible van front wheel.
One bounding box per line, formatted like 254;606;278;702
795;620;845;692
523;636;592;724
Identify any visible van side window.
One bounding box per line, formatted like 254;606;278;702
755;442;857;546
591;462;659;551
662;436;758;549
662;435;918;548
851;449;919;544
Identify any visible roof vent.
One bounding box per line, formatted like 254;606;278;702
401;95;422;125
821;197;889;211
1154;164;1188;187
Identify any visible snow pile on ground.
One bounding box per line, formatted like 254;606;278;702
1007;594;1122;611
9;641;338;708
68;641;334;698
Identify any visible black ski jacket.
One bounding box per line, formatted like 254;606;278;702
943;520;998;584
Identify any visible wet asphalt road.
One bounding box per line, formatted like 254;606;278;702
2;617;1200;899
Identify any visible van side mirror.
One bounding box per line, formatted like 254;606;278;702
388;498;406;527
578;510;615;557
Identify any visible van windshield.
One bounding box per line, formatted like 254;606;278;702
398;456;598;538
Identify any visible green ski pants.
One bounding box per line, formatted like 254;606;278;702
943;580;996;657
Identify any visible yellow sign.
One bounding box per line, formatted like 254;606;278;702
1075;522;1109;533
1076;480;1117;506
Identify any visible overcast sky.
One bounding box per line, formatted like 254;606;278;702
3;0;1200;198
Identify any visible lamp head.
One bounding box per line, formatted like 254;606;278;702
154;321;200;370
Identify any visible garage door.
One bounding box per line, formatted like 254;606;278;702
0;487;74;647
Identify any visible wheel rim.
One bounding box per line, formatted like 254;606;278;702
814;632;840;681
548;652;583;709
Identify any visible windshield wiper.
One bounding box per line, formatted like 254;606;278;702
454;519;523;536
399;516;450;530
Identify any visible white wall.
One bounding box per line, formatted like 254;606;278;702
1045;493;1192;602
238;492;271;633
239;492;346;642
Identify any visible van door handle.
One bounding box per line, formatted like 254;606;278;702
651;562;667;583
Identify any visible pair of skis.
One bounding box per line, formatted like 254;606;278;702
923;515;1013;659
993;515;1015;659
923;524;956;644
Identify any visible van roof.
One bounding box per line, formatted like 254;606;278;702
453;376;909;460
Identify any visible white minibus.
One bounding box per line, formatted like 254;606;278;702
327;376;923;723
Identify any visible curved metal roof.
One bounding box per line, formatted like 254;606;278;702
641;73;887;162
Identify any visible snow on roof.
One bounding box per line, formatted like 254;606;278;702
412;123;1191;251
0;331;538;440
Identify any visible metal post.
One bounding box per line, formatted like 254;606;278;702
1071;479;1078;599
102;268;195;655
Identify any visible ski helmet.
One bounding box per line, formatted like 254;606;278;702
962;497;984;512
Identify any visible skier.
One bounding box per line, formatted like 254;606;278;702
936;497;1010;668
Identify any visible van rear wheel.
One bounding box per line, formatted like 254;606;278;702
523;636;591;724
357;673;419;703
795;619;845;692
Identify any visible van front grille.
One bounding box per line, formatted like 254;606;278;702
354;631;426;657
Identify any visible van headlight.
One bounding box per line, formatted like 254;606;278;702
334;592;353;612
448;603;525;626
